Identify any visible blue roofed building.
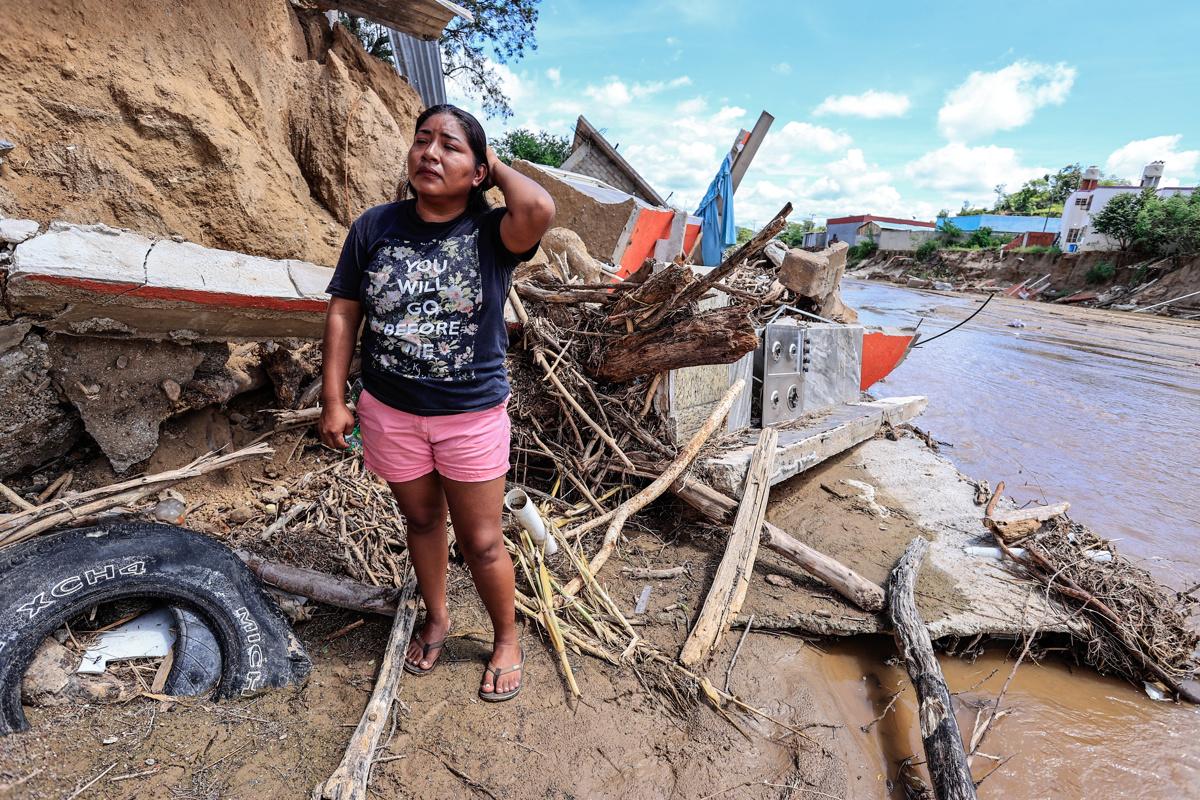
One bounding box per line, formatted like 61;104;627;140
939;214;1061;233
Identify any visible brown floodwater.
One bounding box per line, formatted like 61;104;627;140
803;281;1200;798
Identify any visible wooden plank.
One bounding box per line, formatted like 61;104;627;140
666;474;885;611
313;574;419;800
888;539;977;800
730;111;774;193
985;501;1070;542
679;427;779;666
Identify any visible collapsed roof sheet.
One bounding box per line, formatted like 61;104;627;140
316;0;472;40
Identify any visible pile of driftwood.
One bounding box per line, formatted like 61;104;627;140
985;483;1199;702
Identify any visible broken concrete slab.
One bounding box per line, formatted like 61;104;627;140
698;396;928;496
769;241;857;323
513;159;642;265
511;160;698;277
49;334;205;472
0;218;40;244
0;324;83;479
8;222;332;341
751;437;1077;640
778;242;848;301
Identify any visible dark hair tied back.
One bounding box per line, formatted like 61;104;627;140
398;104;492;214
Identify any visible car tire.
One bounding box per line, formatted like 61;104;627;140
0;521;311;734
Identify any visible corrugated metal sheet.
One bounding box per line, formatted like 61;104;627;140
319;0;471;41
389;29;446;107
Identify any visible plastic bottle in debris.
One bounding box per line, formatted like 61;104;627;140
345;425;363;454
153;498;187;525
344;379;364;454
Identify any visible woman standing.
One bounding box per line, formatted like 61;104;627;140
319;104;555;701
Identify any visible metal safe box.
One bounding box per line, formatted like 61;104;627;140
754;322;863;427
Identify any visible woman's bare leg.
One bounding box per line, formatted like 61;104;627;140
387;472;450;670
440;475;522;694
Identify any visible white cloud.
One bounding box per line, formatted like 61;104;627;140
585;79;631;106
584;75;691;106
665;36;680;46
814;90;911;119
453;64;939;225
772;62;792;75
770;121;853;154
905;142;1046;206
937;61;1075;141
545;67;561;87
1105;135;1200;186
713;105;746;123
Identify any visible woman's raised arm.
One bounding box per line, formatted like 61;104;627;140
487;146;556;255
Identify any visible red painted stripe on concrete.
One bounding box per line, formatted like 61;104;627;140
20;273;327;314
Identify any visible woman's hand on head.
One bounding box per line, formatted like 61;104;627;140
319;401;357;451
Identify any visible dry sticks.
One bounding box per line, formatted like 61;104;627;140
313;574;419;800
0;443;274;548
557;379;745;599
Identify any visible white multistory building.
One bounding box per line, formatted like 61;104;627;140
1060;162;1195;252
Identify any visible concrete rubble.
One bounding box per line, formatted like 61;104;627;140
765;239;858;323
0;218;323;475
8;222;332;341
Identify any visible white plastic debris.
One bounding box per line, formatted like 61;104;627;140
504;487;558;555
77;608;176;674
1007;319;1026;328
1143;681;1169;702
842;479;890;518
634;585;652;615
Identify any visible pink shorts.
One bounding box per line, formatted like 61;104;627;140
356;389;511;484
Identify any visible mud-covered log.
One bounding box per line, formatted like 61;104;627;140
888;538;977;800
609;264;695;320
237;550;400;616
591;305;758;383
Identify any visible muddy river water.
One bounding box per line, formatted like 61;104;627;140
800;281;1200;798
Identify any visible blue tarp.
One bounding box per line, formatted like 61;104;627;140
695;154;736;266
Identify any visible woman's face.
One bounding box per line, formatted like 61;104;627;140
407;113;485;204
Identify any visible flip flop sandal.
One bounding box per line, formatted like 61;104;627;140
403;636;446;676
479;649;525;702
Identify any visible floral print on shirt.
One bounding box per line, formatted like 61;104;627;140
363;229;482;381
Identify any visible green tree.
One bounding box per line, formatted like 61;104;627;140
338;13;394;62
492;128;570;167
440;0;540;120
940;219;965;245
1091;190;1149;251
1134;191;1200;261
778;220;820;247
965;226;1008;249
992;164;1080;215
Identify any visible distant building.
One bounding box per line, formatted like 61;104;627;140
858;221;940;252
939;214;1060;234
1060;162;1195;252
824;215;935;246
802;231;827;249
560;115;667;207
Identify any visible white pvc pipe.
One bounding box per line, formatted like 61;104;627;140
504;488;558;555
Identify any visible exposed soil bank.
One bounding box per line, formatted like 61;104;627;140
855;249;1200;316
0;0;423;266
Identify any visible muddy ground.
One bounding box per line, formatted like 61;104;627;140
0;409;949;799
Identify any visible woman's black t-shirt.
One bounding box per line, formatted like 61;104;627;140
326;200;537;416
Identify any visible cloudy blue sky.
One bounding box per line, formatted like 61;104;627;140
448;0;1200;227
